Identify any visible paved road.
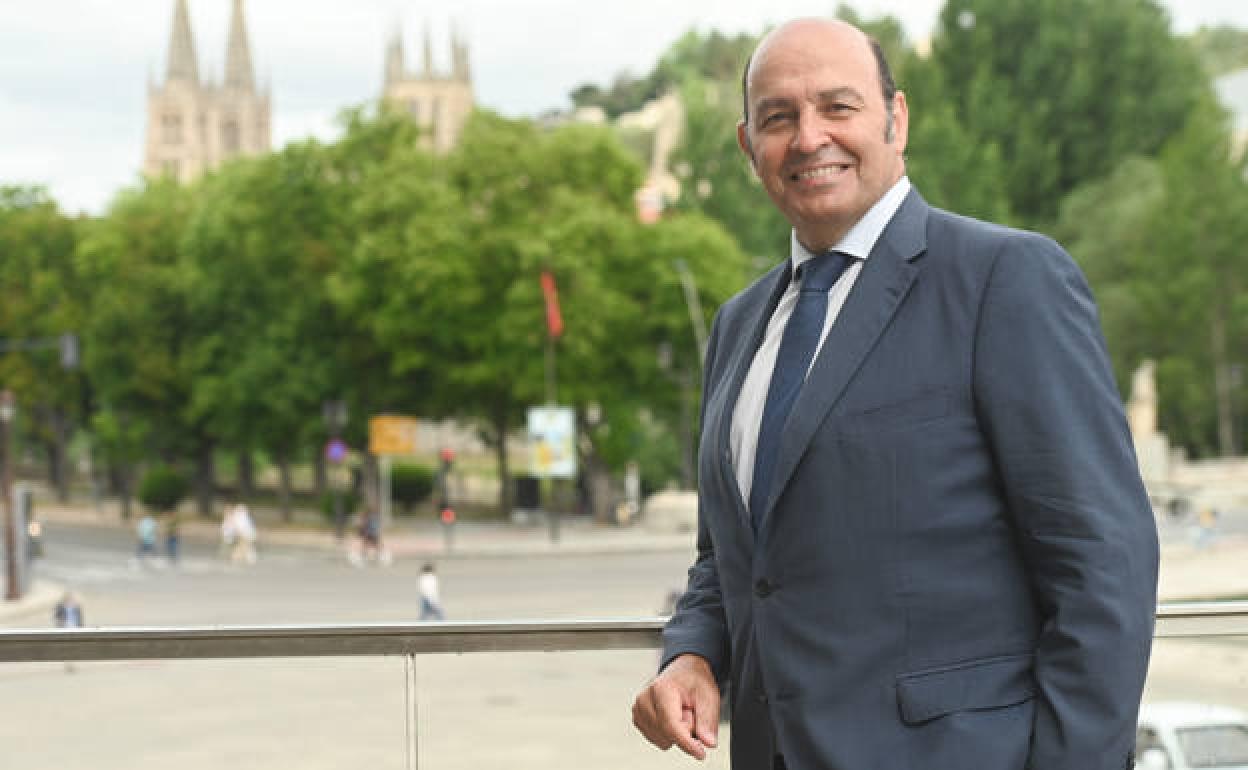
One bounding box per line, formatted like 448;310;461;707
1;521;720;770
3;522;1247;769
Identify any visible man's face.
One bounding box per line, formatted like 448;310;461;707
738;21;908;251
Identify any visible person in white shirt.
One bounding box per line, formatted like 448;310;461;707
418;563;444;621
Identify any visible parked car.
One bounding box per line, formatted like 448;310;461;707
1136;701;1248;769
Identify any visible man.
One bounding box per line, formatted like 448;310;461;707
632;18;1158;770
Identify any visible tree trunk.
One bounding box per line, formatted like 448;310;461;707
1212;305;1236;456
276;453;293;523
313;452;327;496
118;464;135;521
493;410;512;516
44;408;71;502
588;454;613;522
365;454;380;511
194;442;216;518
237;450;255;500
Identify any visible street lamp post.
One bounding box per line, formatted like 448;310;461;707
1;390;18;601
657;343;695;489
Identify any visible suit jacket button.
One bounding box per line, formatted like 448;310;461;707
754;579;773;598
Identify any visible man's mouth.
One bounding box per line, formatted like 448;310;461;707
792;163;851;182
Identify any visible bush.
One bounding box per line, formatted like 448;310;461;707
391;462;436;515
138;464;189;513
319;490;360;524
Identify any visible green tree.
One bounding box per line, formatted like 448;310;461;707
0;186;83;499
331;109;749;513
929;0;1208;226
669;76;789;261
1056;99;1248;456
181;139;354;519
1141;99;1248;455
75;178;199;516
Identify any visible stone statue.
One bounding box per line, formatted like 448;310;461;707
1127;359;1158;439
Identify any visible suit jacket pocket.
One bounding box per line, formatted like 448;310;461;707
838;388;951;436
896;652;1035;725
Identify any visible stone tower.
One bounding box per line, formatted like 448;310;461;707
382;22;475;153
144;0;271;182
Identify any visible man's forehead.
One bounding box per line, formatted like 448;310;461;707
748;22;877;92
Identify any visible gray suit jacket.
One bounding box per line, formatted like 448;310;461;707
662;189;1158;770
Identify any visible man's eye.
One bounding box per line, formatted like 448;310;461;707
762;112;792;127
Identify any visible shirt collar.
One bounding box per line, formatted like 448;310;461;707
789;176;912;277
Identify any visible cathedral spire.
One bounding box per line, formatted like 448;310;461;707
423;20;434;75
384;25;404;86
164;0;199;85
224;0;256;91
451;22;471;81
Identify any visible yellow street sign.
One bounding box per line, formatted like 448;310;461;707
368;415;420;456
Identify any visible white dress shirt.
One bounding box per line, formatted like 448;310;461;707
730;176;912;505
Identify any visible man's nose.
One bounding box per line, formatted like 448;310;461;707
791;111;829;154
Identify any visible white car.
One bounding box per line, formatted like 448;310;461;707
1136;701;1248;769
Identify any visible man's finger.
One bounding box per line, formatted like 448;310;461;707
653;681;708;760
692;683;720;749
632;691;673;750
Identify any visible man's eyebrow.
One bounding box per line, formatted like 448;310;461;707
753;87;866;115
816;87;865;104
753;96;795;115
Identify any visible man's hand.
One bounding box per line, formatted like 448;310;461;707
632;653;721;760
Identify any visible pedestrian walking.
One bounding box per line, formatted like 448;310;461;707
164;510;181;566
348;507;390;567
223;501;258;565
1195;506;1221;549
135;513;158;566
419;563;445;621
54;591;84;673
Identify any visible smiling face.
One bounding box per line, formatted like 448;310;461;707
738;19;908;252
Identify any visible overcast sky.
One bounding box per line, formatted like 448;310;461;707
3;0;1246;216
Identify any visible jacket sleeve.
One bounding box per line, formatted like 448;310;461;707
659;309;732;681
972;233;1158;770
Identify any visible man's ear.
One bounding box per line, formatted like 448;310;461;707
890;90;909;154
737;120;758;175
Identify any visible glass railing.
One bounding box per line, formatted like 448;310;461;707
1;605;1245;769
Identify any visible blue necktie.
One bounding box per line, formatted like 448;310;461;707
749;251;853;528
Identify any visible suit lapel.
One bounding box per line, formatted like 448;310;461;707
715;262;792;534
758;190;930;526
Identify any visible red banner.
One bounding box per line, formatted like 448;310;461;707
540;270;564;338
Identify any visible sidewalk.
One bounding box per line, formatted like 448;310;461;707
3;499;1247;621
25;500;702;558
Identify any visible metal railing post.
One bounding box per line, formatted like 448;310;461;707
405;653;419;770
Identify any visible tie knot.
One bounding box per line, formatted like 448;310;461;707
797;251;852;293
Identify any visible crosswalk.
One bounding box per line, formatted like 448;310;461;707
32;543;297;586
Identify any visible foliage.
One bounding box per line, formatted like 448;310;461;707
137;464;190;512
928;0;1209;226
74;178;201;464
669;77;789;260
318;490;360;523
1188;25;1248;77
391;463;436;513
0;186;83;457
1056;97;1248;456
